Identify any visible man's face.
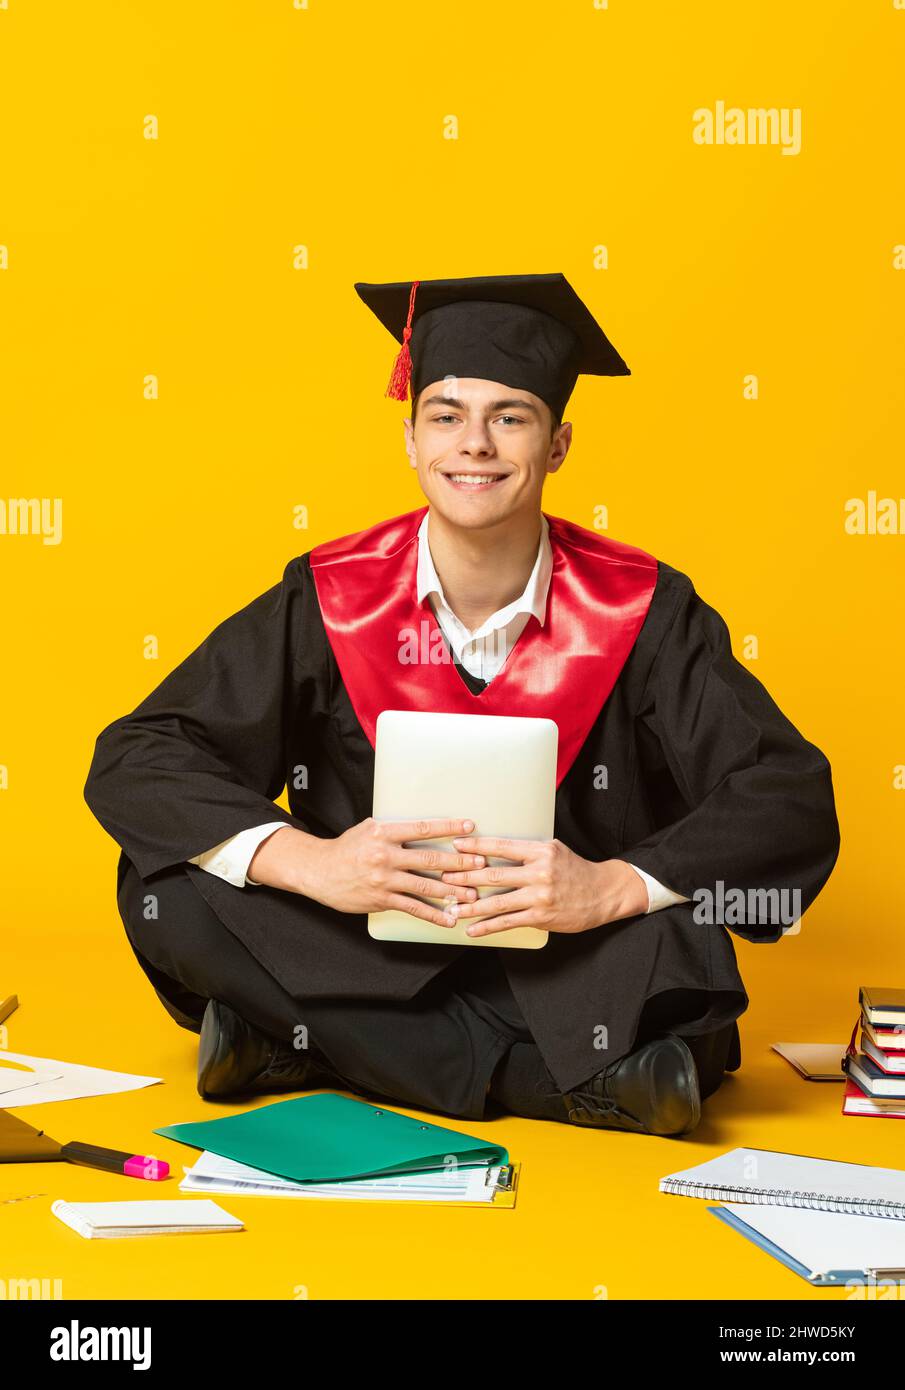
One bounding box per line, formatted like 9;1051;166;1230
403;377;571;531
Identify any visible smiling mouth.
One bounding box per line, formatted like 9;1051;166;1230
441;472;509;491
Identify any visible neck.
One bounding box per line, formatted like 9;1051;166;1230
425;507;543;630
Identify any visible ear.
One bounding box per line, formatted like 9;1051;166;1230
403;416;418;468
546;421;573;475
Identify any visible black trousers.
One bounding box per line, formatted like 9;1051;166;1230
117;858;740;1122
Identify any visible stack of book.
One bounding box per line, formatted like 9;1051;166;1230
843;985;905;1119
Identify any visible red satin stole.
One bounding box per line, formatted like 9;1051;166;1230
309;507;658;787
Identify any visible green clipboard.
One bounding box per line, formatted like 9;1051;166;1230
156;1093;509;1184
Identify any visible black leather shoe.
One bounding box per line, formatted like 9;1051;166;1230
197;999;338;1100
562;1034;701;1136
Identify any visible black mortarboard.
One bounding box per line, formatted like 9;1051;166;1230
354;273;629;421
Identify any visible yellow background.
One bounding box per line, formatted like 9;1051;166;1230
2;0;904;1300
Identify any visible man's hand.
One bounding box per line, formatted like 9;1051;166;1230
439;837;649;938
248;819;485;928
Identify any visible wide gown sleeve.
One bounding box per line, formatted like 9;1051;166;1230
83;555;322;879
615;574;840;941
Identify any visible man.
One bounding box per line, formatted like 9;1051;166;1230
84;273;840;1137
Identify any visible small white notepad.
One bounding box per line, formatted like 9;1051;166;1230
52;1199;243;1239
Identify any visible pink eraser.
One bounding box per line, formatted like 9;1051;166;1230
124;1155;170;1181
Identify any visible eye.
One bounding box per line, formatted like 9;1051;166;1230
496;415;525;426
431;414;460;425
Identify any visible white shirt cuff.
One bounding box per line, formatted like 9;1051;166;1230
625;863;690;915
187;821;290;888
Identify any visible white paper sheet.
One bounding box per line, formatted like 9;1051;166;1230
0;1050;160;1107
180;1149;502;1203
0;1059;63;1095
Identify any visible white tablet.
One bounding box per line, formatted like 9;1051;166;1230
368;709;557;950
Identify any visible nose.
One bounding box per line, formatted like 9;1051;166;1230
458;420;495;459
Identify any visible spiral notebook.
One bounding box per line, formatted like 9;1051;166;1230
660;1147;905;1219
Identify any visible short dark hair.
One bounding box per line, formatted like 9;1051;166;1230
410;389;561;435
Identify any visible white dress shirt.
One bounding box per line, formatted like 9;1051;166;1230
416;511;553;683
189;512;688;913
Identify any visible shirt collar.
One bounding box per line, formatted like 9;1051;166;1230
416;509;552;632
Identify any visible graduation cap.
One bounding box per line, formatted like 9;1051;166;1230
354;273;629;421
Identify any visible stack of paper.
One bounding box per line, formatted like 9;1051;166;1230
52;1198;243;1239
180;1149;510;1204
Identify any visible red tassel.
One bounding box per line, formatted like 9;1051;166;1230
385;279;420;401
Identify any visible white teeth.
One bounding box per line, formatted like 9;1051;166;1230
448;474;501;485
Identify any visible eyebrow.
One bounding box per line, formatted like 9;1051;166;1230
421;394;540;415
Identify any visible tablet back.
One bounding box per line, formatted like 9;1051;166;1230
368;709;557;949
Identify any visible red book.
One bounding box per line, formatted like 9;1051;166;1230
863;1034;905;1075
842;1078;905;1119
862;1016;905;1054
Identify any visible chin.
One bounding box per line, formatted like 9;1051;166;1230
429;494;513;530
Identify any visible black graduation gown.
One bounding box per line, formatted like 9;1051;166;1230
83;552;840;1093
